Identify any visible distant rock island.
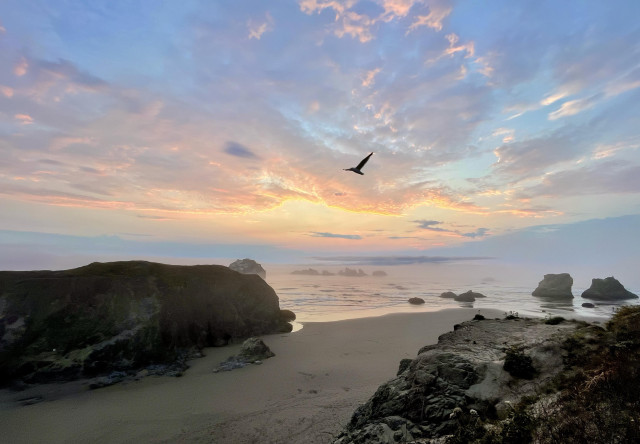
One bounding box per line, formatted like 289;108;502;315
291;267;386;277
0;261;293;385
229;258;266;280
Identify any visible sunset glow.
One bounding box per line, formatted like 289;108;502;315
0;0;639;269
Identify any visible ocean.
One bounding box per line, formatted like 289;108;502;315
263;263;639;327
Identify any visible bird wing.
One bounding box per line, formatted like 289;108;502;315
356;152;374;170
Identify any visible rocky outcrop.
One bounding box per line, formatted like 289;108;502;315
372;271;388;277
439;291;457;299
339;268;367;277
408;297;425;305
532;273;573;299
0;261;292;384
454;290;486;302
334;317;582;443
229;258;266;280
213;337;275;372
581;276;638;301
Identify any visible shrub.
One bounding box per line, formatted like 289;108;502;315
544;316;565;325
503;346;536;379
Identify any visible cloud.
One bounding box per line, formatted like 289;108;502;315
0;85;14;97
413;220;490;238
548;95;600;120
362;67;381;87
517;160;640;199
310;231;362;239
14;57;28;76
407;2;451;32
248;12;274;40
492;131;580;182
14;113;34;125
223;141;261;159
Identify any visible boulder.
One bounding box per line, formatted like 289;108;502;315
408;297;425;305
213;337;275;372
532;273;574;299
455;290;486;302
229;258;266;280
582;302;595;308
581;277;638;301
372;271;388;277
440;291;457;299
0;261;291;384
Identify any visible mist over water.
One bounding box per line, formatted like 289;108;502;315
265;263;640;324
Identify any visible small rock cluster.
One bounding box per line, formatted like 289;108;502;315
213;338;275;373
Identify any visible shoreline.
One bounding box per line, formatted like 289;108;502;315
1;307;506;443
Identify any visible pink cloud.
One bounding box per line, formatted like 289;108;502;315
14;57;28;76
14;113;34;125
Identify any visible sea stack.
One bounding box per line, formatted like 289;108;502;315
532;273;574;299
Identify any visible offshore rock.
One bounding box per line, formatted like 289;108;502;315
439;292;457;299
532;273;573;299
334;317;581;443
229;258;266;280
582;276;638;301
408;297;425;305
0;261;290;384
454;290;486;302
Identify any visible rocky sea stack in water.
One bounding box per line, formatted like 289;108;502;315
0;261;293;384
581;276;638;301
532;273;573;299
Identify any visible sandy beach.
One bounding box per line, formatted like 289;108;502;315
0;308;503;444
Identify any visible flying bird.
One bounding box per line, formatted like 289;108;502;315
344;152;373;175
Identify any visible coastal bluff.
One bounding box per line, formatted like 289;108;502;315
0;261;292;384
334;308;640;443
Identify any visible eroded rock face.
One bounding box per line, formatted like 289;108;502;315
532;273;574;299
334;317;580;443
582;277;638;301
0;261;291;383
229;258;267;280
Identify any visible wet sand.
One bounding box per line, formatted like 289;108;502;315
0;308;502;444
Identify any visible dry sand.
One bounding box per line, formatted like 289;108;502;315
0;308;502;444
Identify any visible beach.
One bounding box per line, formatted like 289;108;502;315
0;308;503;444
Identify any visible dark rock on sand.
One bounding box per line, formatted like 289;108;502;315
440;291;457;299
454;290;486;302
532;273;574;299
0;261;291;384
229;258;266;280
581;276;638;301
213;337;275;372
408;297;425;305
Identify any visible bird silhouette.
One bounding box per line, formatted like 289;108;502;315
344;152;373;175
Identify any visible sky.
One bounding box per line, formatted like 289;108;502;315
0;0;639;271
